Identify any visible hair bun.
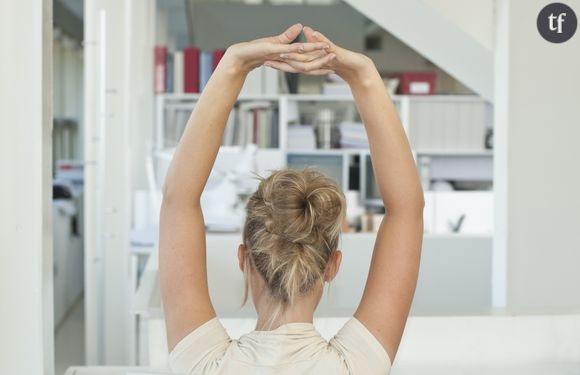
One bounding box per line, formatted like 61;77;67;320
261;169;344;246
242;167;346;314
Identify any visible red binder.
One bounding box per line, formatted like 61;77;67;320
154;46;167;94
212;49;226;72
184;47;200;93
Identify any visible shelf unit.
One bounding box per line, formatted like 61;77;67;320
155;93;493;205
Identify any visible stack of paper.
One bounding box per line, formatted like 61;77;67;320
287;125;317;150
322;81;352;96
322;73;352;96
338;121;368;148
408;99;488;151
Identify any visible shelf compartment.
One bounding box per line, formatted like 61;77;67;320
361;153;382;204
286;153;345;190
418;154;493;183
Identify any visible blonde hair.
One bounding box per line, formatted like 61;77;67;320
242;167;346;324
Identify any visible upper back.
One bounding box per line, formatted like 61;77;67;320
169;317;391;375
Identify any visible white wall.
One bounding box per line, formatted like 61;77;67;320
0;1;54;374
494;0;580;309
420;0;495;50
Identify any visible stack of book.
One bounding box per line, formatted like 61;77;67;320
222;102;279;148
154;46;226;94
155;46;281;96
338;122;368;148
162;108;192;148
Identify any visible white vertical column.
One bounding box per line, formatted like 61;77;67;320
84;0;100;364
85;0;132;365
126;0;156;191
85;0;156;365
0;1;53;374
125;0;156;364
494;0;580;309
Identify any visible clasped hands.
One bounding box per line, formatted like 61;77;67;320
225;23;371;82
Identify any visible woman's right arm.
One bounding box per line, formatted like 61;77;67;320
266;28;425;362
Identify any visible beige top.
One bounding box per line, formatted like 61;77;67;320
169;317;391;375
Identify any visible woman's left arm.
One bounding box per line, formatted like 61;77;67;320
159;24;334;351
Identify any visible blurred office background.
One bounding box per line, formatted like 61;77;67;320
1;0;579;374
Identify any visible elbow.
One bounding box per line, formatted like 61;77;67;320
417;193;426;212
408;199;425;218
387;193;425;218
160;178;173;205
161;179;169;200
160;179;181;208
412;184;426;216
160;180;201;209
413;192;426;217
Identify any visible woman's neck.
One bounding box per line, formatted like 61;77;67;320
254;291;321;331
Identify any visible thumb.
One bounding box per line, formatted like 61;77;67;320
306;27;334;48
302;26;317;43
276;23;303;44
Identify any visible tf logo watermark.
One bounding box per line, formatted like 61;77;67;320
537;3;577;43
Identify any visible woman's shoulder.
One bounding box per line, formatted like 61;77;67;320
328;317;392;374
169;317;233;374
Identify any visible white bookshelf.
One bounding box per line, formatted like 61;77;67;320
155;93;491;151
154;93;494;233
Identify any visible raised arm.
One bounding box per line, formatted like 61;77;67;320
159;24;334;351
345;55;424;363
265;27;424;362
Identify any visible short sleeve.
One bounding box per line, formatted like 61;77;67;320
169;317;232;374
329;317;392;375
